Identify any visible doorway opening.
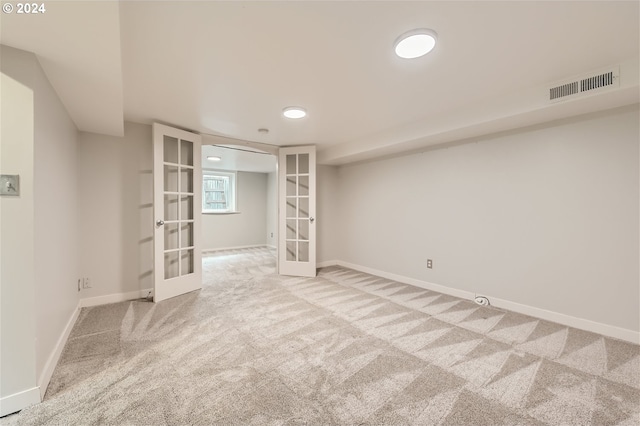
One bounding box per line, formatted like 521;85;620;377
200;143;278;258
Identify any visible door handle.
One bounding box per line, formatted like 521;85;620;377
156;220;165;227
309;217;315;223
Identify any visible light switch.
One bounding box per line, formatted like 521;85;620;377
0;175;20;196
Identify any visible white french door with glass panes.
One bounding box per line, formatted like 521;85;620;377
153;123;202;302
278;146;316;277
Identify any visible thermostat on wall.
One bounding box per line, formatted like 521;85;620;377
0;175;20;196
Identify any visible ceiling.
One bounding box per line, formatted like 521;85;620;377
2;1;638;165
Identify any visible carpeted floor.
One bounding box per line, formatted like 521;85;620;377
5;247;639;425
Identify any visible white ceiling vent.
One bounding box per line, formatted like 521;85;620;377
549;66;619;102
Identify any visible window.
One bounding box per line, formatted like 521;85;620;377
202;171;236;213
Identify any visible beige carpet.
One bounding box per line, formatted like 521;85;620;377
5;247;639;425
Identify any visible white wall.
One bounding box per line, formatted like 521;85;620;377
0;50;38;415
32;47;80;392
336;105;639;336
202;171;268;250
78;122;153;299
0;44;79;415
266;172;277;248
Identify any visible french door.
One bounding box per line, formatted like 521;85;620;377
153;123;202;302
278;146;316;277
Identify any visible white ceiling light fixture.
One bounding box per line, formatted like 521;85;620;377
207;156;222;162
283;106;307;119
394;29;437;59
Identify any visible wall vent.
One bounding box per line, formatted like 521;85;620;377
548;67;619;102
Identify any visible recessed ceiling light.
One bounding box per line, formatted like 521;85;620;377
283;107;307;119
207;156;221;162
394;29;437;59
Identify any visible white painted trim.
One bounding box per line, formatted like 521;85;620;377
202;244;267;253
266;244;277;250
79;288;152;308
0;387;40;417
335;260;639;344
337;260;475;300
486;295;640;344
37;304;80;399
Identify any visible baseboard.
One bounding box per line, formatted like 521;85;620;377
202;244;267;253
334;260;639;344
486;295;640;344
337;260;475;300
37;304;80;399
79;288;152;308
266;244;277;250
0;387;40;417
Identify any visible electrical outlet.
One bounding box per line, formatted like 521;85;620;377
427;259;433;269
82;278;92;289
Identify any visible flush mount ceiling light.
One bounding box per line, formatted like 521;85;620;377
283;106;307;119
394;29;437;59
207;156;221;162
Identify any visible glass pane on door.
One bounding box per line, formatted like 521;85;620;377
298;242;309;262
164;252;179;279
286;154;296;174
181;250;194;275
164;195;179;221
286;241;296;261
180;140;193;166
164;136;178;164
180;223;193;248
298;154;309;174
164;223;179;250
164;165;179;192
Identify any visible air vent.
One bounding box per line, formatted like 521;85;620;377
548;67;619;102
581;71;615;92
550;82;579;100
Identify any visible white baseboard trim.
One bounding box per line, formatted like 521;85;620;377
79;288;152;308
266;244;277;250
0;386;40;417
333;260;639;344
337;260;475;300
486;295;639;344
37;304;80;400
202;244;267;253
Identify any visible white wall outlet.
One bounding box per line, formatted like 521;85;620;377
427;259;433;269
82;278;92;289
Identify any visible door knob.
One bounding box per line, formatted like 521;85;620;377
309;217;315;223
156;220;165;226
